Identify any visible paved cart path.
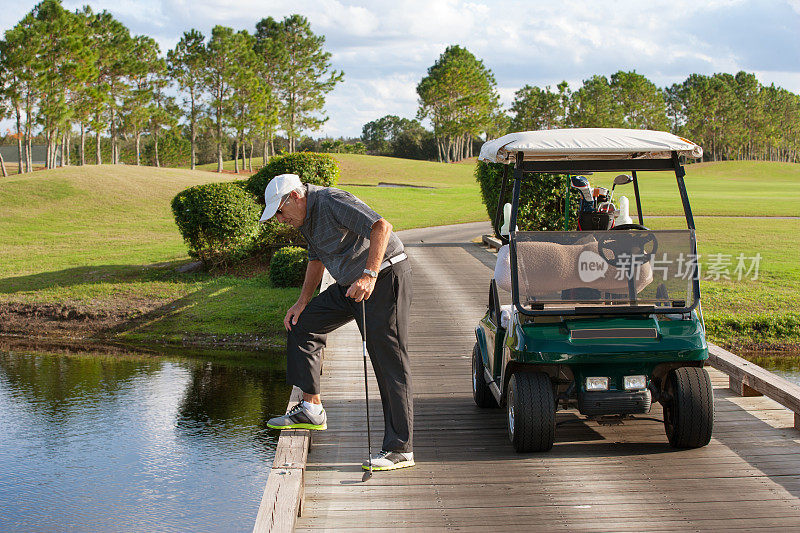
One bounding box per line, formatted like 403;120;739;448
294;222;800;532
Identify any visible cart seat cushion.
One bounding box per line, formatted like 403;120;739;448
494;240;652;297
495;245;513;292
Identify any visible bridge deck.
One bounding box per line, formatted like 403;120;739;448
294;222;800;532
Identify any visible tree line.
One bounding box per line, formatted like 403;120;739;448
363;46;800;163
0;0;342;174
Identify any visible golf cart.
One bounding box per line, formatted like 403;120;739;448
472;128;713;452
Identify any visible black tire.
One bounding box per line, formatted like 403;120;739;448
506;372;555;453
663;367;714;448
472;343;497;408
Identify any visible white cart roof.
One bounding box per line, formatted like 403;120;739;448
478;128;703;163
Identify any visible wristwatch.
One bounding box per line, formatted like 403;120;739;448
363;268;378;278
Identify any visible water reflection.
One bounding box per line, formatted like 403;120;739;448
740;350;800;386
0;348;290;532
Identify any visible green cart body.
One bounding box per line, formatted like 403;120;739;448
472;128;714;452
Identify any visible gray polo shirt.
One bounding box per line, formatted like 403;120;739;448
299;184;404;286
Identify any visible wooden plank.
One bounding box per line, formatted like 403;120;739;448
253;468;304;532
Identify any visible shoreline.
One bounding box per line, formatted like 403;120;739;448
0;299;286;354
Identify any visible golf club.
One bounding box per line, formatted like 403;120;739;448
361;299;373;482
610;174;633;199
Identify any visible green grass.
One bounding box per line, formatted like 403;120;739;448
2;158;799;350
586;161;800;217
0;165;297;346
332;154;486;229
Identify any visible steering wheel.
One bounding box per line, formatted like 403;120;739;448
596;226;658;268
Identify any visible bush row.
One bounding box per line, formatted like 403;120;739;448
171;152;339;283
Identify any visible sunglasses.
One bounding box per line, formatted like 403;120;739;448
276;194;291;216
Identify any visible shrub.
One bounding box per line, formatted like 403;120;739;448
171;182;261;268
475;160;578;231
245;152;340;200
256;218;306;249
269;246;308;287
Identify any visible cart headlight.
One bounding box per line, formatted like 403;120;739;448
585;377;608;391
624;375;647;391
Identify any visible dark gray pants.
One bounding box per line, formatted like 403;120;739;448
286;260;413;453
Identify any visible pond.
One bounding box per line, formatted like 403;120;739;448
0;348;291;532
740;350;800;386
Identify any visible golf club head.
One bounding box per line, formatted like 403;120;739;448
362;467;373;482
612;174;633;191
570;175;589;189
594;187;609;204
570;176;594;202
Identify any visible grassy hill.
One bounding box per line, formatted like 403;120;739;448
1;159;798;350
0;165;297;348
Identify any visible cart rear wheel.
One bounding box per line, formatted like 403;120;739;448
663;367;714;448
472;343;497;408
506;372;555;452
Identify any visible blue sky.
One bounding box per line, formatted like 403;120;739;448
3;0;800;138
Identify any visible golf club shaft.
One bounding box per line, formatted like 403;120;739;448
362;300;372;473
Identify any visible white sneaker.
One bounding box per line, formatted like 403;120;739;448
362;450;415;471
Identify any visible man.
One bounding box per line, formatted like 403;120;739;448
263;173;414;471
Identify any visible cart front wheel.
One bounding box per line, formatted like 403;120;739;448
663;367;714;448
472;343;497;408
506;372;555;452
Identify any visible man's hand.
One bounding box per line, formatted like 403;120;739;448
346;274;377;302
284;300;308;331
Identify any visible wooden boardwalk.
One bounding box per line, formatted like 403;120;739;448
292;222;800;532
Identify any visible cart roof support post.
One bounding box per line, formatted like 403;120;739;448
631;170;644;226
672;151;696;231
671;151;702;305
509;152;524;319
493;165;511;244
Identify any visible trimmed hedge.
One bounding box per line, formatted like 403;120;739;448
171;182;261;268
269;246;308;287
246;152;340;200
475;161;578;231
255;219;308;251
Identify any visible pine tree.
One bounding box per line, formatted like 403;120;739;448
568;75;620;128
269;15;343;153
510;82;569;131
123;35;163;165
0;12;41;172
417;45;499;162
253;17;285;162
609;70;669;130
204;25;239;172
168;29;206;169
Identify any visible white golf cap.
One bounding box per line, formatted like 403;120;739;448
260;173;303;222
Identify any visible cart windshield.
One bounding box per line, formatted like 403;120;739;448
513;229;698;312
